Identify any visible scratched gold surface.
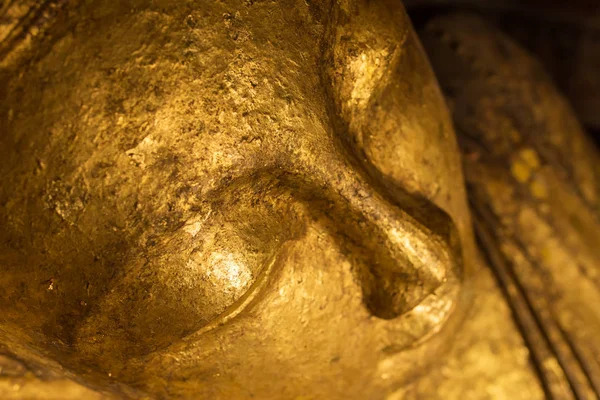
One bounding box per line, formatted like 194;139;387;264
0;1;597;399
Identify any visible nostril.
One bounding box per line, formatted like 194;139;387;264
296;158;462;320
358;251;433;320
352;207;457;320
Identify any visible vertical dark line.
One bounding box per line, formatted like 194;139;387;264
472;208;574;400
0;0;55;62
0;0;16;19
557;321;600;397
472;199;600;399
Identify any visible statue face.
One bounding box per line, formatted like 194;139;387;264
0;0;475;398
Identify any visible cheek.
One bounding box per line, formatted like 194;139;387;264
137;220;460;398
139;226;388;399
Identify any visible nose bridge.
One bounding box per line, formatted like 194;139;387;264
333;156;455;282
290;143;460;318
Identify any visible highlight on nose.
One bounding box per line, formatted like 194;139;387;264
285;154;462;320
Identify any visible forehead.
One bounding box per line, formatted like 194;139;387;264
1;0;329;192
0;1;336;356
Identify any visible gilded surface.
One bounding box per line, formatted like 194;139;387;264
0;1;598;399
421;13;600;399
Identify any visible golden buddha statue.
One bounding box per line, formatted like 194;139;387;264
0;0;598;399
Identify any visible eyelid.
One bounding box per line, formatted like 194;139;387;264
75;178;305;358
292;154;461;319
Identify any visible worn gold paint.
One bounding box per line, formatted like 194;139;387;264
511;159;532;183
422;13;600;399
0;1;598;400
530;178;548;200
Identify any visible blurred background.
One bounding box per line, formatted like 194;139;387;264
406;0;600;145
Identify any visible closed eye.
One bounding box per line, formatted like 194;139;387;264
75;174;306;358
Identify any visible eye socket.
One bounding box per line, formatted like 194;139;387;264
75;177;304;359
75;167;459;362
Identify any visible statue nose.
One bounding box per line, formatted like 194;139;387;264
284;149;461;319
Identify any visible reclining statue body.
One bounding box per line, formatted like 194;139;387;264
0;0;598;399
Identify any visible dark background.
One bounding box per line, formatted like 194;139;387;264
405;0;600;147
